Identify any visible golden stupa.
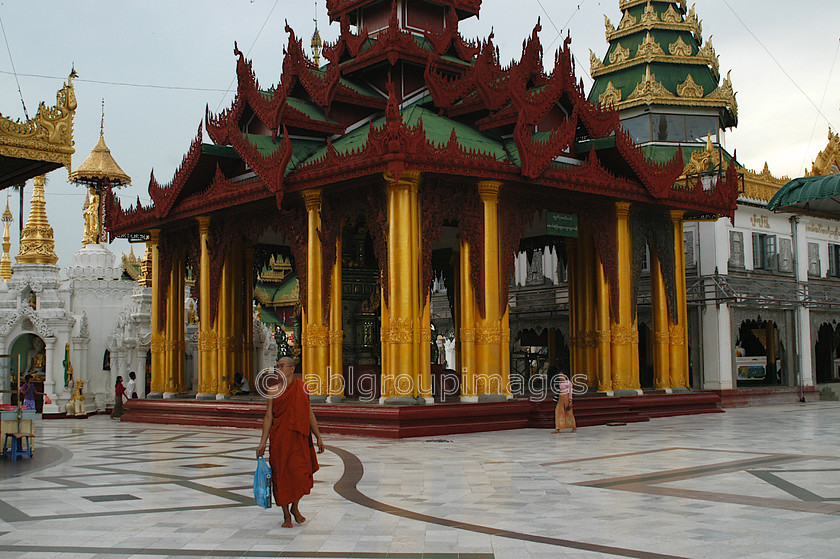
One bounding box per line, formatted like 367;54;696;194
16;175;58;265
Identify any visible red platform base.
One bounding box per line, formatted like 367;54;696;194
116;392;724;438
710;386;818;408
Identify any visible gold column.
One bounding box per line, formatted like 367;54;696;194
231;238;244;385
380;279;391;400
668;210;688;388
216;250;235;398
243;242;255;384
328;236;345;401
419;295;433;401
164;248;184;396
149;230;165;397
567;238;579;378
650;244;671;390
500;306;512;398
595;247;612;392
611;202;638;392
176;250;186;392
303;189;328;399
196;217;216;398
459;237;477;401
581;227;597;387
383;171;421;403
475;180;503;400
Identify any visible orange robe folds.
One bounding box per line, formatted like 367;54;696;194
269;378;319;506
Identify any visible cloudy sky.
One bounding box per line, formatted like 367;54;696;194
1;0;838;268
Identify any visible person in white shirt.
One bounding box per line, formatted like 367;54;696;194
126;371;138;399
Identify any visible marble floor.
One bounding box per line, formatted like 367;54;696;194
0;401;839;558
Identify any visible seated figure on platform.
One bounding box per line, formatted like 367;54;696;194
65;379;85;417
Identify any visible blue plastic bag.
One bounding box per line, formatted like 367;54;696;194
254;456;272;509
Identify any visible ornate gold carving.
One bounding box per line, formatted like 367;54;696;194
707;71;738;125
390;317;414;343
383;169;421;191
460;327;475;343
501;328;511;343
590;50;605;74
420;327;432;343
597;329;611;344
164;338;179;351
636;32;664;58
198;330;218;351
380;325;391;343
476;323;501;344
662;5;681;23
16;176;58;264
808;129;840;176
627;66;673;101
618;11;637;30
584;330;599;348
677;74;704;98
0;70;76;173
669;324;685;345
599;82;623;108
669;37;692;57
329;329;343;343
604;15;614;38
654;331;670;344
150;333;165;352
611;324;635;345
640;3;659;26
609;43;630;64
477;180;502;202
683;137;719;176
302;189;321;211
306;323;329;346
697;38;719;79
615;200;631;219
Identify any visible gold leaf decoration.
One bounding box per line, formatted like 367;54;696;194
677;74;704;98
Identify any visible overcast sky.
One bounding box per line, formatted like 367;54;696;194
1;0;838;269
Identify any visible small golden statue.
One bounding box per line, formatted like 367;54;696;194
65;379;85;416
82;190;100;246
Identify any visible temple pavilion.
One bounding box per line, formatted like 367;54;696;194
104;0;739;403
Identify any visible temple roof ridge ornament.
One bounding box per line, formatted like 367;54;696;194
807;128;840;176
0;68;77;188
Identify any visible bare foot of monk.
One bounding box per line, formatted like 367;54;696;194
282;514;293;528
291;504;306;524
552;429;559;433
571;428;577;433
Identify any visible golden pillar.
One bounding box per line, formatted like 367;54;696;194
164;248;185;396
216;250;236;398
668;210;688;388
595;247;612;392
611;202;639;392
500;306;512;398
567;238;579;378
650;244;671;390
196;217;216;398
382;171;421;403
328;236;345;401
243;241;255;384
459;237;477;401
148;229;165;397
231;238;244;384
380;278;391;399
303;189;328;399
475;180;504;400
580;227;598;387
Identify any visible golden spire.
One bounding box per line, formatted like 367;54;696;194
311;2;322;67
16;175;58;265
0;196;13;280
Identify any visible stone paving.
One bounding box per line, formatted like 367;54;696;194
1;401;839;558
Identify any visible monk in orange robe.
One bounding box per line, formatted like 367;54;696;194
257;357;325;528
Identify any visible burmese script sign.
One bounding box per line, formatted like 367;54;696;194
546;212;578;238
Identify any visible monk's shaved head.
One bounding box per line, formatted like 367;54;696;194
278;357;295;367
